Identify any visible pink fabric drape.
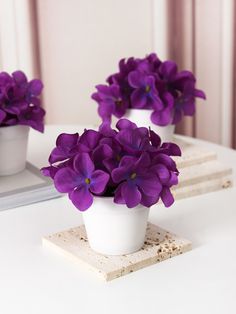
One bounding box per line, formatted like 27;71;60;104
166;0;235;148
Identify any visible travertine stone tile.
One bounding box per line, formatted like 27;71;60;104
43;223;192;281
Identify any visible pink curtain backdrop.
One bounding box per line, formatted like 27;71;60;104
2;0;234;148
167;0;235;148
233;1;236;149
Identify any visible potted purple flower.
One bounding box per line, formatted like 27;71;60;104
92;53;206;142
0;70;45;175
41;119;181;255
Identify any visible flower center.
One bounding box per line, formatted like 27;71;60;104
115;99;122;107
85;178;91;184
24;113;31;120
145;85;151;93
116;154;121;161
130;172;137;180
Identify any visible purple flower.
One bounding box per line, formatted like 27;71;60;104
78;129;101;153
99;122;117;137
107;57;139;88
18;105;45;132
99;138;123;172
92;84;128;122
54;153;110;211
128;71;163;109
172;80;206;124
115;126;153;155
91;53;205;126
112;153;161;208
42;120;181;211
151;153;179;207
151;92;174;126
159;142;182;156
0;70;45;132
41;159;72;179
49;133;80;164
156;61;206;125
116;118;137;131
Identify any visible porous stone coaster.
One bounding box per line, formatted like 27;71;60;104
42;223;192;281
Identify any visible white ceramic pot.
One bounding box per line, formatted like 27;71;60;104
123;109;175;143
0;125;29;176
82;197;150;255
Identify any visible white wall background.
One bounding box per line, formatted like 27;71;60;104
36;0;154;126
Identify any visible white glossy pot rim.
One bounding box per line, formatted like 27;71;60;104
84;196;149;214
126;108;151;113
0;124;29;141
0;124;29;131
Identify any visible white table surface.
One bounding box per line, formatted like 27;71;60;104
0;125;236;314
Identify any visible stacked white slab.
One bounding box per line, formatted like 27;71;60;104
172;139;233;201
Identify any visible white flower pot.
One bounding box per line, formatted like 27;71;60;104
82;197;150;255
0;125;29;176
124;109;175;143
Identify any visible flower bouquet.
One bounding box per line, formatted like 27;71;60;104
0;70;45;175
92;53;206;142
42;119;181;255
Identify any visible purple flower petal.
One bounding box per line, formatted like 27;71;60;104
90;170;109;194
0;72;12;85
79;129;101;151
137;174;162;197
160;143;182;156
114;184;126;204
168;172;178;186
140;193;159;207
99;122;117;137
12;70;27;84
116;118;137;130
56;133;79;148
54;167;81;193
18;106;45;132
173;70;195;90
194;89;206;99
151;109;173;126
182;101;195;116
159;61;177;80
128;71;144;88
172;108;183;124
93;143;113;160
49;147;67;164
119;155;137;168
131;88;147;108
28;79;43;96
153;153;177;171
73;153;94;177
149;129;161;147
69;185;93;211
135;152;151;169
121;182;142;208
95;84;113;97
161;187;174;207
152;164;170;184
40;166;59;179
98;101;114;121
112;166;129;183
